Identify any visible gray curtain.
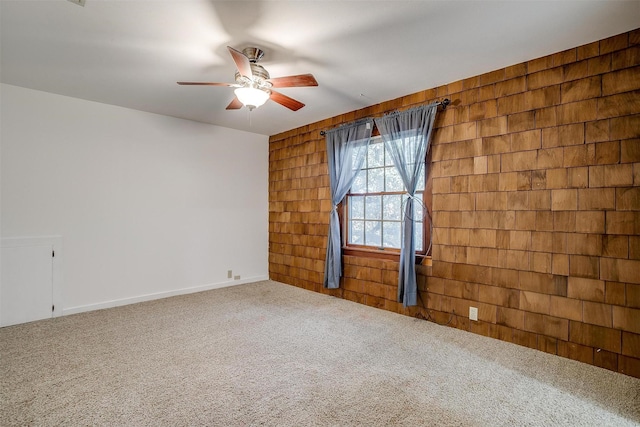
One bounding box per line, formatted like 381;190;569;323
374;104;438;306
323;119;374;289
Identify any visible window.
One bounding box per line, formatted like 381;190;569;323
344;136;431;255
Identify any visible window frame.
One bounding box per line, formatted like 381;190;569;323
341;134;432;259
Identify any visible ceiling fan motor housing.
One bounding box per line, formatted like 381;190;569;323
242;47;265;63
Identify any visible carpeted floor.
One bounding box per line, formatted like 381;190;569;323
1;280;639;426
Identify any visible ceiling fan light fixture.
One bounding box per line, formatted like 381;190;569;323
234;87;270;110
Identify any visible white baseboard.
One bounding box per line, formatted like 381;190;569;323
62;275;269;316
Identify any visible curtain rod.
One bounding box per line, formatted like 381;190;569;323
319;98;450;136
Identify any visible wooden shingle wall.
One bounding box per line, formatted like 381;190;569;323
269;29;640;378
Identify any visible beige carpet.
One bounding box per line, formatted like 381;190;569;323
1;280;639;426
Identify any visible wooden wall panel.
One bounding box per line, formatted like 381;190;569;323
269;29;640;378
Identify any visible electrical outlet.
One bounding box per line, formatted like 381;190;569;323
469;306;478;321
227;270;232;279
234;275;240;280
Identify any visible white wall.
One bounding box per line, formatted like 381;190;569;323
1;83;269;314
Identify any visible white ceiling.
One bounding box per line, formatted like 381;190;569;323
1;1;638;136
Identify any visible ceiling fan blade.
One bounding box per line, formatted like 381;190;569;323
268;74;318;88
177;82;238;87
270;90;305;111
227;46;253;78
226;97;243;110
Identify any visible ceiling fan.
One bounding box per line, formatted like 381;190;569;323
178;46;318;111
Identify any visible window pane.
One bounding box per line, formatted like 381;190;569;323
352;146;365;170
350;196;364;220
368;142;384;168
350;220;364;245
383;194;402;220
365;221;381;247
384;142;395;166
385;166;404;192
414;196;424;221
368;167;384;193
351;169;366;193
416;166;425;191
383;221;401;249
415;222;424;251
365;195;381;220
